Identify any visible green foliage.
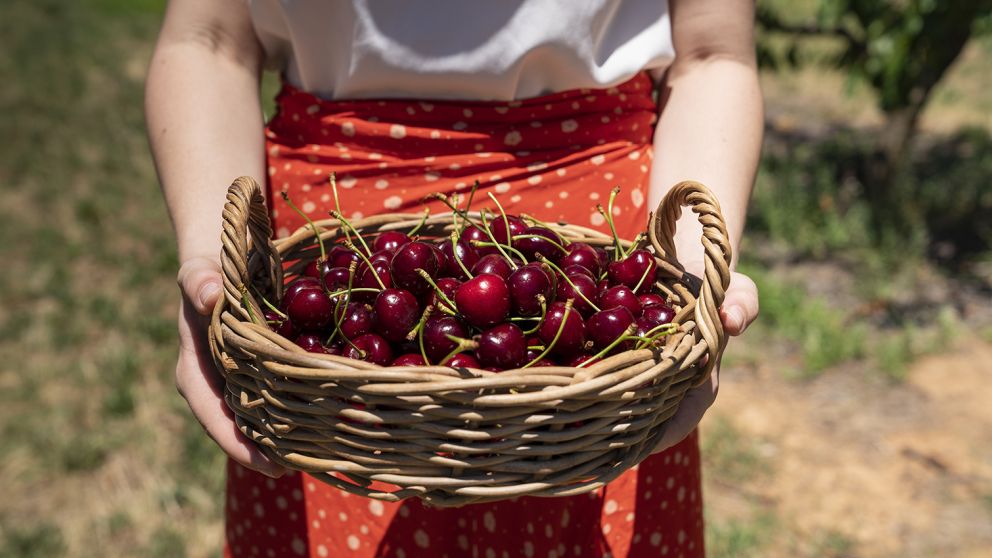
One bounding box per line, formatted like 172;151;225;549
706;512;778;558
0;523;66;558
701;416;772;484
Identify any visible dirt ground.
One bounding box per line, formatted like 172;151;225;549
702;335;992;557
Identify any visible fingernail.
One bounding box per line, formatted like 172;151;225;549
198;283;221;310
727;307;745;333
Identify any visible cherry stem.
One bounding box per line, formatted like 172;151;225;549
633;323;678;349
511;234;570;254
622;232;646;260
521;295;547;335
408;207;431;237
252;286;287;320
441;334;479;363
343;240;386;290
536;254;601;312
407;304;434;342
523;298;573;368
461;180;481;235
280;191;327;261
329;173;353;246
327;262;362;354
450;231;474;279
632;257;655;294
329;210;372;256
240;286;261;326
598;187;623;261
415;269;457;311
576;323;638;368
479;209;519;270
471;240;528;263
487;191;513;248
427;190;480;231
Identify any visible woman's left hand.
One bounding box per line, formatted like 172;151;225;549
651;266;759;453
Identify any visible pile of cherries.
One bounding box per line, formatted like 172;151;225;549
259;186;676;371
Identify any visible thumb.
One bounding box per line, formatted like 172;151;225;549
177;256;224;316
720;271;759;336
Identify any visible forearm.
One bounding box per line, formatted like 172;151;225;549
648;58;763;268
145;5;265;264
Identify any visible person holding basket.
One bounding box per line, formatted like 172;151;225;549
146;0;761;556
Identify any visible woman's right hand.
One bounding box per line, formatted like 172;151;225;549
176;256;286;478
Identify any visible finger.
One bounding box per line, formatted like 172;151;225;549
653;372;718;453
719;272;759;336
177;301;286;478
177;257;224;315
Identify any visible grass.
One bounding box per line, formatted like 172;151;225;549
706;512;778;558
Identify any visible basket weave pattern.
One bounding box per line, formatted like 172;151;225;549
209;177;731;506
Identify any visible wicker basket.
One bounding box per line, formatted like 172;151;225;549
209;176;731;507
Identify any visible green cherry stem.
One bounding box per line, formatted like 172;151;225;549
486;192;514;249
329;210;373;256
280;191;327;261
597;187;623;261
329;173;353;246
521;295;548;336
536;254;601;312
621;232;647;260
633;323;678;349
415;268;458;310
576;323;638;369
479;209;519;270
632;257;655;294
407;304;434;342
523;298;573;368
343;240;386;290
408;207;431;237
240;286;261;326
251;286;287;319
471;240;528;263
511;234;570;254
450;231;474;279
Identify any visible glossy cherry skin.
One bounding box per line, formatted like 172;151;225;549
460;225;496;257
371;288;421;342
422;315;469;362
354;260;392;302
515;226;564;262
635;317;656;338
390;241;439;295
607;249;657;293
436;237;479;279
321;266;353;292
286;288;335;331
508;264;553;316
283;277;322;308
598;285;642;317
303;258;336;280
490;215;527;246
560;243;603;278
445;353;481;368
343;333;394;366
264;309;296;339
523;261;557;294
328;245;361;269
369;249;393;266
391;353;427;366
295;333;330;354
586;307;636;351
335;302;373;340
538;301;586;356
555;272;599;316
475;323;528;369
563;264;595;281
374;231;411;253
638;293;667;308
641;303;675;328
562;353;597;367
424;277;462;310
454;273;510;328
471;253;513;279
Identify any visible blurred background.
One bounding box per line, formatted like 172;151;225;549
0;0;989;556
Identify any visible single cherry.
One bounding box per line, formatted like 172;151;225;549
638;293;667;307
371;288;420;342
343;333;394;365
607;249;657;293
264;309;296;339
368;249;393;266
598;285;642;317
471;253;513;279
460;225;495;256
328;245;360;269
424;276;462;309
561;353;597;367
286;288;335;331
322;266;352;291
641;303;675;328
436;237;479;279
445;353;481;368
422;315;469;362
586;307;636;351
454;273;510;328
490;215;527;246
283;276;322;308
560;243;603;277
475;323;527;369
391;353;427;366
336;302;373;340
390;241;439;295
515;226;564;262
555;272;599;316
563;264;595;281
538;301;586;356
295;333;330;354
374;231;411;253
508;264;553;316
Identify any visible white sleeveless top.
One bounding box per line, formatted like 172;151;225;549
249;0;674;101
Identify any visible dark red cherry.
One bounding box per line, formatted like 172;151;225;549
286;288;335;331
283;277;322;308
607;249;657;293
429;243;449;277
343;333;394;366
335;302;373;340
471;253;513;279
391;353;427;366
508;264;553;316
454;273;510;328
436;237;479;279
560;243;603;277
555;272;599;316
635;317;655;338
264;309;296;339
490;215;527;246
374;231;411;253
460;225;495;256
369;249;393;266
598;285;642;317
586;307;636;351
422;315;469;362
641;303;675;328
538;301;586;356
562;353;597;367
515;226;563;262
445;353;481;368
328;245;361;269
371;289;420;342
523;261;557;294
638;293;667;308
322;266;352;291
390;242;439;295
423;277;461;309
563;264;595;280
295;333;330;354
475;323;527;369
354;260;392;301
303;259;336;280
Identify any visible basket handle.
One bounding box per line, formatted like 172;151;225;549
649;181;732;385
220;176;282;324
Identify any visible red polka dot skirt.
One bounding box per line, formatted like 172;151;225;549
224;72;705;558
